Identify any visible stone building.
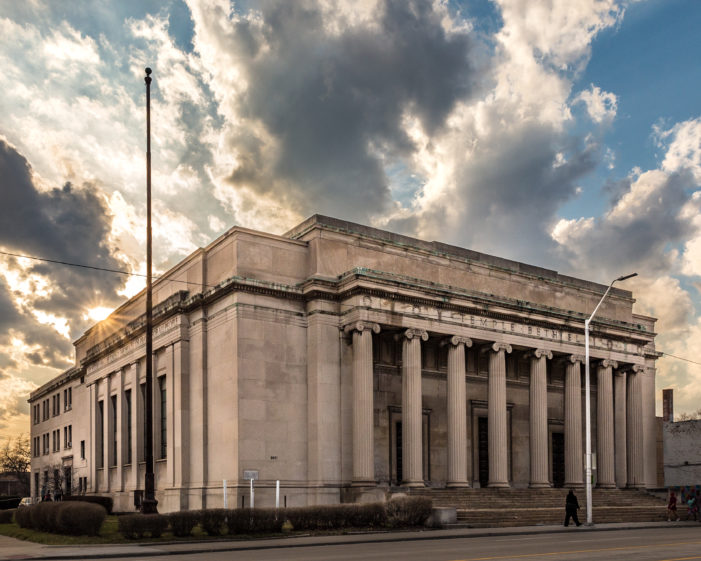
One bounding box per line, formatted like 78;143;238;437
663;420;701;487
29;215;660;512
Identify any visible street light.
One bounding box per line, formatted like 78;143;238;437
584;272;637;525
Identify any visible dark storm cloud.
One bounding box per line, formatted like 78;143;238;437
223;0;476;222
0;140;125;364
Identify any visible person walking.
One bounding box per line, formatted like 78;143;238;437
668;490;679;521
687;492;699;521
564;489;582;527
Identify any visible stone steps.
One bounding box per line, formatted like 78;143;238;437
404;488;667;527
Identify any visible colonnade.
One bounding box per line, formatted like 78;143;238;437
346;322;646;489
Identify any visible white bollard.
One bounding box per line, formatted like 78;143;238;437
250;477;255;509
275;480;280;509
223;479;228;509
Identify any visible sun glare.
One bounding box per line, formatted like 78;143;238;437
85;306;114;322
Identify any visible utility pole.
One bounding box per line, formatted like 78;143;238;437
142;67;158;514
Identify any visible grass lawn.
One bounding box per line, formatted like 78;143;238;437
0;516;214;545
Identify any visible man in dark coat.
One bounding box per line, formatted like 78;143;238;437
564;489;582;527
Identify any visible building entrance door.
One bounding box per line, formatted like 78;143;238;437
478;417;488;487
551;432;565;488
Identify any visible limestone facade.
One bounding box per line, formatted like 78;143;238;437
29;216;660;512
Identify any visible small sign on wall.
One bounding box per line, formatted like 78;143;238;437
243;470;259;480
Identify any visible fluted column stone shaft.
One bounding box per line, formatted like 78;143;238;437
596;360;617;488
564;355;584;488
614;370;627;488
488;342;512;488
627;365;645;488
529;349;552;488
445;336;472;487
345;321;380;485
401;328;428;487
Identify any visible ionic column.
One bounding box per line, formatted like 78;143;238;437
528;349;552;488
401;328;428;487
626;365;645;488
444;336;472;487
487;342;512;488
344;321;381;486
564;355;584;488
596;360;617;488
614;369;627;488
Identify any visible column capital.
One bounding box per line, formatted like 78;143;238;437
486;342;512;354
620;364;645;374
597;359;618;369
525;348;553;360
441;335;473;348
568;354;585;364
343;321;381;336
399;328;428;342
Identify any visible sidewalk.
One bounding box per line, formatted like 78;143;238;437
1;521;696;560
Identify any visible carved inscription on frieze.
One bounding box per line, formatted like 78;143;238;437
358;296;643;355
86;316;180;374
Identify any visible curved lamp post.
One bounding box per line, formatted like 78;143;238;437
584;272;637;525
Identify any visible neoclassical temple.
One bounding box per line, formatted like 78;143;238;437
29;216;659;512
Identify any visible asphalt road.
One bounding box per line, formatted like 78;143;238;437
73;526;701;561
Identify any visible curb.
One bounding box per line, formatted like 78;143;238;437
14;521;695;560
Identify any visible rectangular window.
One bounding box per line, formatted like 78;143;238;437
111;394;118;466
68;425;72;448
125;389;132;464
98;400;104;468
64;387;72;411
80;440;85;460
56;393;60;415
51;430;56;452
140;383;147;459
159;377;167;459
34;472;39;499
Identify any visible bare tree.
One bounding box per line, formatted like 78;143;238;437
676;408;701;421
0;435;30;496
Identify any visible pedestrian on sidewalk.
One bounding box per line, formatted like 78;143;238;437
687;492;698;521
564;489;582;527
667;490;679;521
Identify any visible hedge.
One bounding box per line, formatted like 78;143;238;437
62;495;114;514
166;511;200;537
118;513;168;539
199;508;227;536
13;502;107;535
0;508;16;524
385;496;432;527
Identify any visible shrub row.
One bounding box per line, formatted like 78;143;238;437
0;508;16;524
14;502;106;536
62;495;114;514
116;496;433;539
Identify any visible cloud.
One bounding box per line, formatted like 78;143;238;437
0;139;125;364
188;0;477;227
575;85;618;124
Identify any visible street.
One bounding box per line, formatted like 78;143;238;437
49;526;701;561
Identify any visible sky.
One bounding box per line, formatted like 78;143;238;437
0;0;700;442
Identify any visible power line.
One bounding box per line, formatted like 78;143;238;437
0;249;215;290
2;249;701;368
